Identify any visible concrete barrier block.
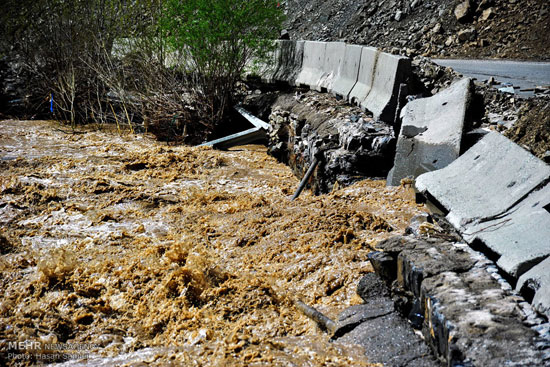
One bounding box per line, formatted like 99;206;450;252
273;40;304;86
316;42;346;92
243;42;281;83
415;132;550;229
462;183;550;278
295;41;327;89
330;44;362;99
348;47;378;105
516;256;550;320
361;53;411;122
387;78;473;186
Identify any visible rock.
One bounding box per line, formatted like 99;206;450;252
481;7;495;21
367;251;397;284
457;28;476;42
0;234;15;255
336;312;439;366
357;273;390;302
431;22;443;34
445;35;456;46
454;0;471;22
405;213;433;238
479;38;490;47
335;298;396;338
280;29;290;40
476;0;495;12
395;10;403;21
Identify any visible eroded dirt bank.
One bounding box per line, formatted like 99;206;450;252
0;120;426;366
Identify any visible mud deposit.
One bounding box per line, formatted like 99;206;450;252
0;120;426;366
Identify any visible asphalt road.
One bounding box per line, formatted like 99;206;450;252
432;59;550;97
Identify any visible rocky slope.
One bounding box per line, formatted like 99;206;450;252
284;0;549;60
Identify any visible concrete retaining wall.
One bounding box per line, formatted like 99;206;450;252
250;41;411;123
273;40;304;86
245;46;280;84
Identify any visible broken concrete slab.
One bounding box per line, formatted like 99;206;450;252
295;41;327;88
387;78;473;186
516;256;550;320
316;42;346;92
334;298;396;338
356;272;390;301
348;47;378;105
415;131;550;229
336;312;439;366
361;52;411;122
330;44;362;100
462;183;550;279
371;235;550;366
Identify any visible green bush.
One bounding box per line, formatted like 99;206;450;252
161;0;285;128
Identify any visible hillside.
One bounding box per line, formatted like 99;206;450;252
284;0;550;60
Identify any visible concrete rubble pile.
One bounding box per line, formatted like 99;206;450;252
268;92;395;193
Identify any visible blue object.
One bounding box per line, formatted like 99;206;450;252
50;93;54;113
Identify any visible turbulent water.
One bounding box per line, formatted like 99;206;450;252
0;120;426;366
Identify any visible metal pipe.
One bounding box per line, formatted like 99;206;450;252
294;300;337;334
291;157;319;200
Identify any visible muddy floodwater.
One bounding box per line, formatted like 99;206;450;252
0;120;426;366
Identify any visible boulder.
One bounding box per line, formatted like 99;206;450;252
454;0;471;22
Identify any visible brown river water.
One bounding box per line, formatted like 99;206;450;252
0;120;426;366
